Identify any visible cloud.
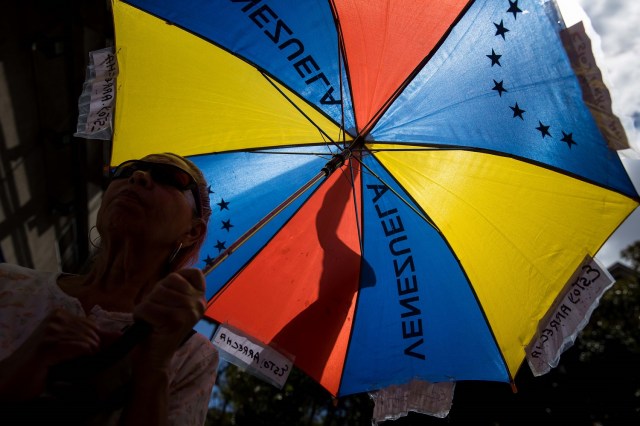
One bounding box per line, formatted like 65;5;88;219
597;159;640;266
576;0;640;150
557;0;640;265
581;1;640;266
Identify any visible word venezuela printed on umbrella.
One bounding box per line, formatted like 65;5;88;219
368;184;426;361
232;0;342;105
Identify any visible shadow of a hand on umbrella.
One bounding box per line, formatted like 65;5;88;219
271;165;373;381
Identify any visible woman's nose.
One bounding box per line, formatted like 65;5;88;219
129;169;151;186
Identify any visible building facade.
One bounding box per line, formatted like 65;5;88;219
0;0;112;272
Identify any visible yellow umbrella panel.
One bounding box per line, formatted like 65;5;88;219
372;145;638;376
112;0;346;165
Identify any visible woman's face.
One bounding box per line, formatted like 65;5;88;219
97;155;199;246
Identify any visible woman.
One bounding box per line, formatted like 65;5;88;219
0;153;219;425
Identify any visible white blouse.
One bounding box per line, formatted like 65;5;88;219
0;263;218;425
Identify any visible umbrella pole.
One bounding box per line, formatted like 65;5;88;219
202;148;353;276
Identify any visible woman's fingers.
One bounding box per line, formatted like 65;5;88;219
134;269;205;328
145;269;205;305
132;268;207;359
33;309;101;365
174;268;206;293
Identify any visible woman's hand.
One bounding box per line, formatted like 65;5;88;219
34;309;102;365
0;309;101;400
132;268;206;370
120;269;204;426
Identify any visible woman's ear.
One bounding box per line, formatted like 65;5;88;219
171;218;208;270
182;218;207;248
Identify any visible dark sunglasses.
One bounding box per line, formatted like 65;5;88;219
111;160;202;217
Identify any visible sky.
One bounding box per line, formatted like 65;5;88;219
557;0;640;267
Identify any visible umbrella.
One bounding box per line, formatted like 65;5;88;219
109;0;639;397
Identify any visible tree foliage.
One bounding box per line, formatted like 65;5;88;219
577;241;640;359
206;363;373;426
622;241;640;271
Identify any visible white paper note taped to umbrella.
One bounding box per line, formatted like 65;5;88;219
526;255;615;376
369;379;455;423
212;323;294;389
74;47;118;140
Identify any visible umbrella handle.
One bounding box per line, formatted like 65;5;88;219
47;321;153;384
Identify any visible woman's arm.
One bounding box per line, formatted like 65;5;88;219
0;309;101;400
120;269;207;426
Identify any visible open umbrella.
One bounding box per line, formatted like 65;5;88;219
109;0;639;397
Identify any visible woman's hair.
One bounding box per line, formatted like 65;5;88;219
146;152;212;270
153;152;212;223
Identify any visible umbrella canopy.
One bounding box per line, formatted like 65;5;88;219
110;0;639;397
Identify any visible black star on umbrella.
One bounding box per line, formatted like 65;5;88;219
207;185;214;195
214;240;227;252
536;121;551;138
492;79;507;97
494;20;510;39
203;254;216;267
221;219;234;231
217;198;230;211
487;49;502;67
507;0;523;19
510;102;525;120
561;131;577;149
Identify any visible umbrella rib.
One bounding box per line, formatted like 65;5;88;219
119;0;351;146
329;0;359;138
364;144;640;202
357;0;477;136
203;147;355;278
346;157;364;255
202;169;327;277
336;13;348;144
351;149;440;231
351;148;516;385
249;150;334;157
355;147;517;385
259;70;343;151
